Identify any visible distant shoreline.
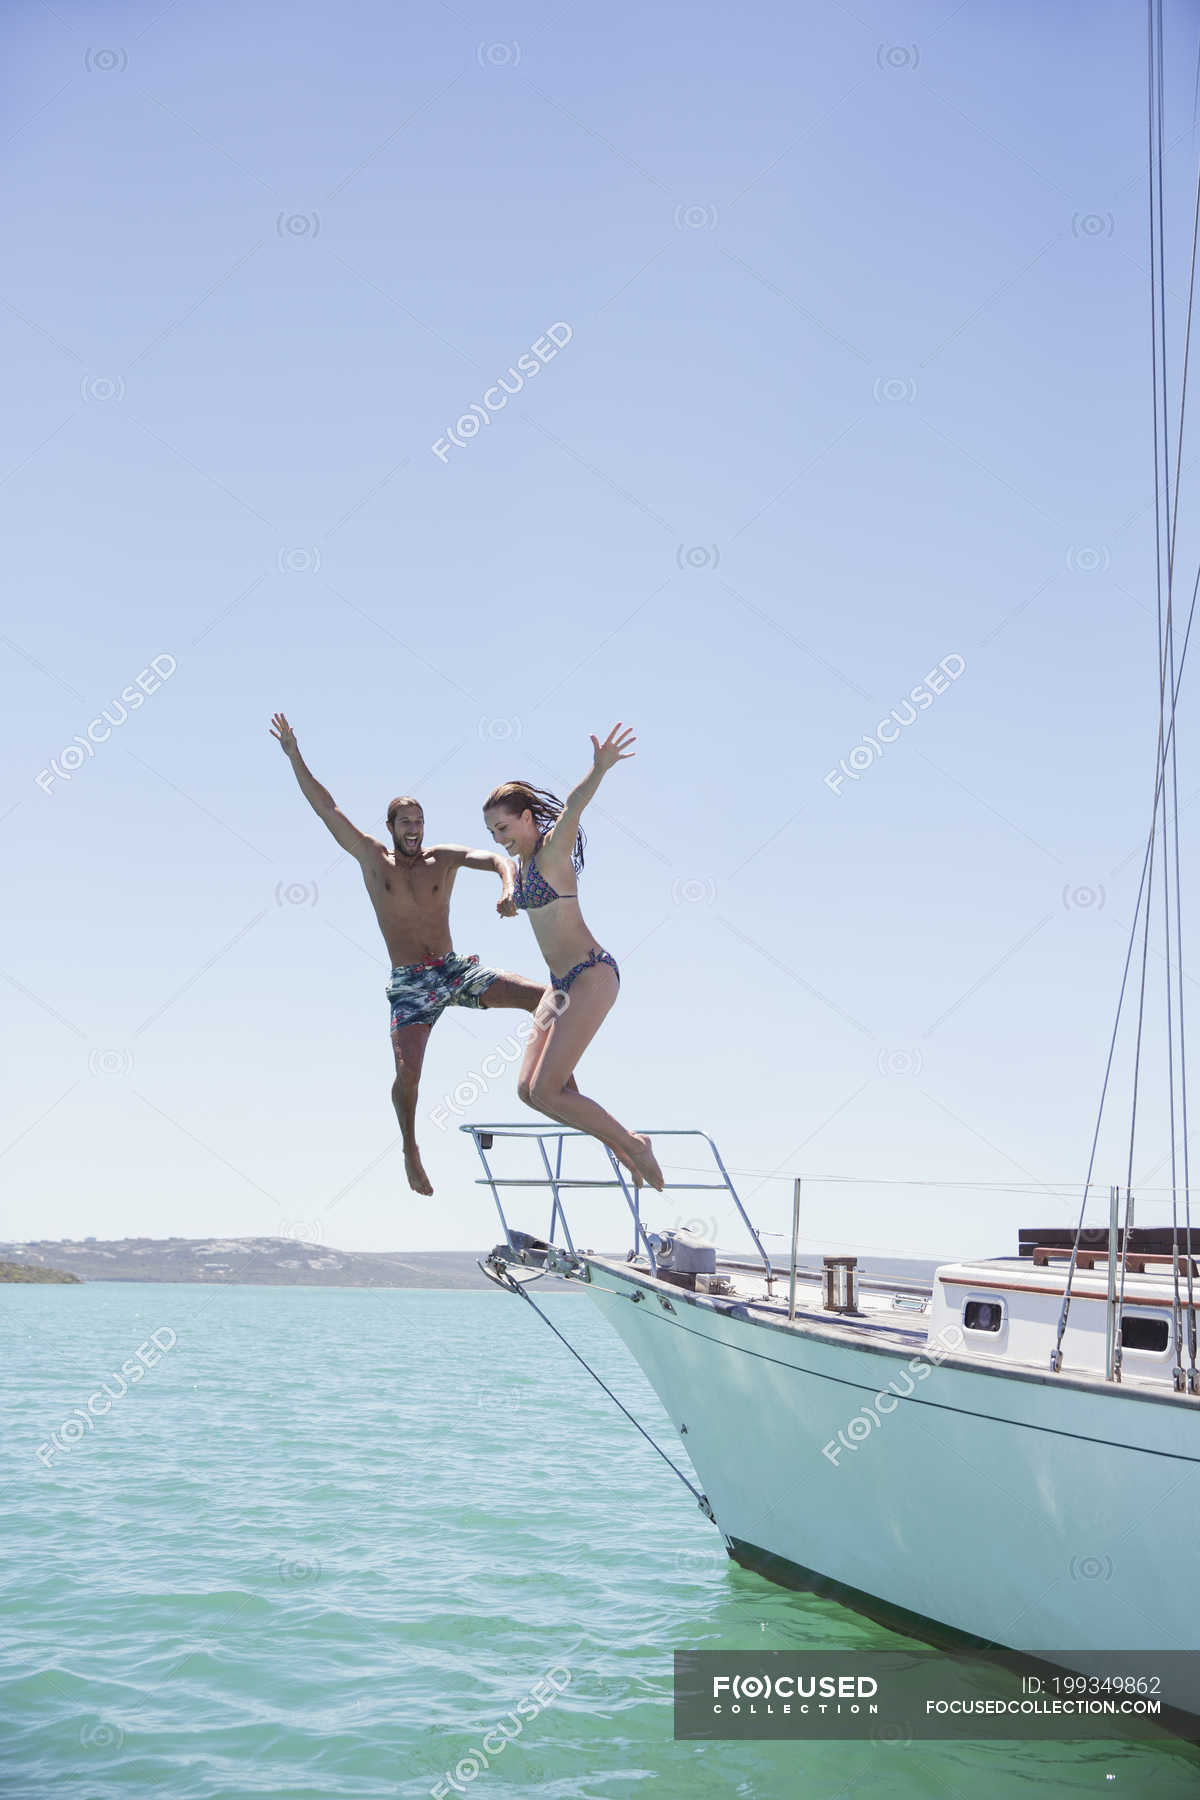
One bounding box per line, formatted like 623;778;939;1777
0;1236;943;1290
0;1238;505;1289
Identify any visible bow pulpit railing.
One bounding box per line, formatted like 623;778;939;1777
460;1122;774;1281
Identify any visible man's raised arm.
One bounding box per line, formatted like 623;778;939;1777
270;712;380;860
436;844;517;916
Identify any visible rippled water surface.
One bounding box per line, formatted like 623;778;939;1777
2;1283;1197;1798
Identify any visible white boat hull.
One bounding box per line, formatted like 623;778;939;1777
584;1261;1200;1707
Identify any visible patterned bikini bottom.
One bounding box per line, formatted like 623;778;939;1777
549;946;621;997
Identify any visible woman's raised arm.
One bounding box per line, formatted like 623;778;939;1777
546;723;636;850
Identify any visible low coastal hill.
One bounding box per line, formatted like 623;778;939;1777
0;1238;497;1288
0;1259;80;1283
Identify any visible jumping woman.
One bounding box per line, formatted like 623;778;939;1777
483;724;665;1191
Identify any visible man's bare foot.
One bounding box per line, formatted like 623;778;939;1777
630;1133;665;1191
404;1144;434;1197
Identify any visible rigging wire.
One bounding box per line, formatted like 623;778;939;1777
483;1258;713;1516
1053;0;1200;1370
1166;46;1200;1387
659;1160;1200;1199
1148;0;1184;1387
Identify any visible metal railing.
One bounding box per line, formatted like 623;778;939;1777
461;1122;774;1280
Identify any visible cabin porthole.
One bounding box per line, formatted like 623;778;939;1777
1120;1313;1170;1354
963;1298;1004;1334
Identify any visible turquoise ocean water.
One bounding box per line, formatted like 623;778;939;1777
3;1282;1198;1799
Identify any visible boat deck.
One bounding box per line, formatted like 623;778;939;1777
464;1124;1200;1395
574;1247;942;1357
574;1247;1200;1394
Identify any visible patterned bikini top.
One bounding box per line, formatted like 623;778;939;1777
513;833;578;910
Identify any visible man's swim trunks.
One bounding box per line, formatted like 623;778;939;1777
386;952;500;1033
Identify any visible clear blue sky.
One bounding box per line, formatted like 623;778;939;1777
6;0;1200;1262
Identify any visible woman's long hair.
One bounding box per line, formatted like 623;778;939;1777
483;780;586;872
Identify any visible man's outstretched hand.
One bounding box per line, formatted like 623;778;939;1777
270;712;297;756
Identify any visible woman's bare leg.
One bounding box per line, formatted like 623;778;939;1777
516;971;663;1189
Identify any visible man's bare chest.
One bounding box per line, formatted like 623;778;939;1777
367;860;451;914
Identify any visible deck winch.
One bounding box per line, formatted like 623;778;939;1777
645;1228;717;1291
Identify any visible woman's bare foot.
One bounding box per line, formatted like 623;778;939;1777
630;1133;665;1191
404;1144;434;1197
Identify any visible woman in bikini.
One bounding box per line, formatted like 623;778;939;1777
482;724;665;1191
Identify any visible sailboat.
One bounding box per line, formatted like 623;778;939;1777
472;0;1200;1723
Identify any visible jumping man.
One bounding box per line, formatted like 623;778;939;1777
270;713;547;1197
